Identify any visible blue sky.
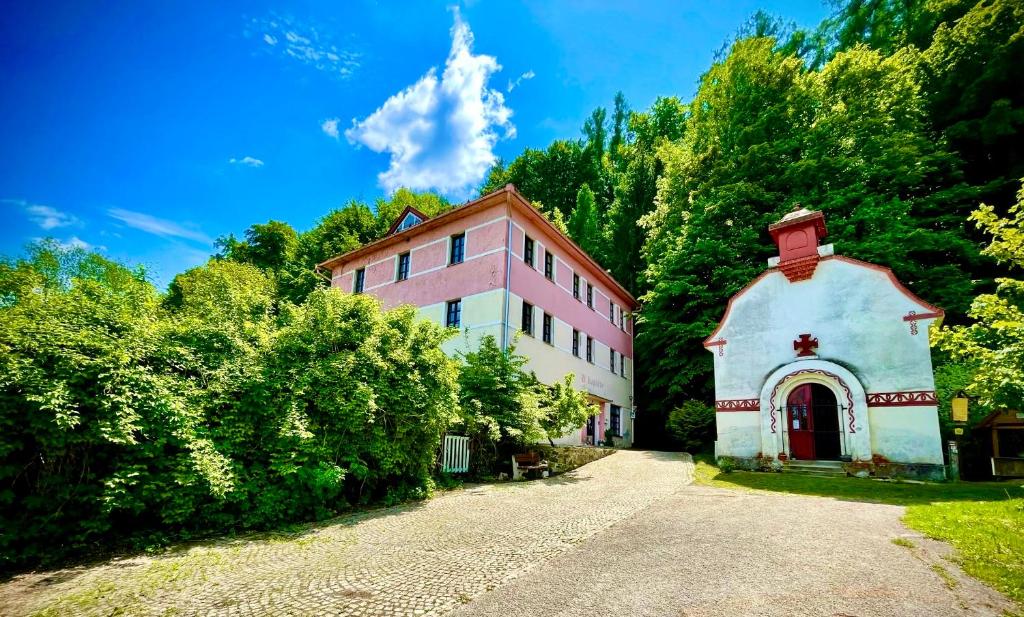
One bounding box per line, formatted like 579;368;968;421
0;0;829;286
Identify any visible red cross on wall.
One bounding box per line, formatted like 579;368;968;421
793;334;818;357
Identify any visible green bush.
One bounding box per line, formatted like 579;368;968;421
454;335;593;475
665;400;716;452
0;245;459;571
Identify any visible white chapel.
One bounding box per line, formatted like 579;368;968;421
705;208;946;479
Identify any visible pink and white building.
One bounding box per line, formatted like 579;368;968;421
319;185;639;446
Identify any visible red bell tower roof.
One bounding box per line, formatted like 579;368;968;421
768;207;828;282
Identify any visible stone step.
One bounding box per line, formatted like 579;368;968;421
782;460;847;476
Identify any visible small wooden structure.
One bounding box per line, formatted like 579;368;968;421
978;410;1024;478
511;452;549;480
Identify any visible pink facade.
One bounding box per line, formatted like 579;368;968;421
507;205;633;360
320;185;639;446
330;205;509;311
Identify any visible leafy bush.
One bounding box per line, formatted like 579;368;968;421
665;400;716;452
0;246;459;571
454;335;594;475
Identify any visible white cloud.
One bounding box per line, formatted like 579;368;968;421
507;70;535;92
345;9;514;196
32;236;104;252
321;117;340;138
248;14;360;79
108;208;213;245
229;156;264;167
3;199;80;230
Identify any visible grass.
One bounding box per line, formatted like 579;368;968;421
693;455;1024;608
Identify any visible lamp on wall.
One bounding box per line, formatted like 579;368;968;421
951;390;969;424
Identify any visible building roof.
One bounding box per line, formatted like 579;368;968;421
702;255;944;348
317;184;639;308
768;207;827;241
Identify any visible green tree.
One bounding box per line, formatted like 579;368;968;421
639;37;983;429
569;184;602;259
820;0;1024;209
0;244;232;568
604;97;687;294
540;374;596;446
934;182;1024;410
217;220;299;271
609;91;630;170
666;400;716;453
454;335;593;470
481;140;591;220
0;244;463;569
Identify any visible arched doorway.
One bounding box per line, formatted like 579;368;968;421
786;383;841;460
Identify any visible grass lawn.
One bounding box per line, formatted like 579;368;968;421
693;456;1024;608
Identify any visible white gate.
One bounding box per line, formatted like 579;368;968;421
442;435;470;473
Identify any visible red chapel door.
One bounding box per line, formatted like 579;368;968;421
786;385;815;460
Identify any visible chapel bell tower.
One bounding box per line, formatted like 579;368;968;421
768;207;828;282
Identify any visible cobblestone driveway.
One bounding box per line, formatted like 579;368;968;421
1;450;692;616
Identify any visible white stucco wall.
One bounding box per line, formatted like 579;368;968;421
710;256;943;465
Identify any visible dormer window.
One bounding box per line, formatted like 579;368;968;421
396;211;423;232
386;206;429;236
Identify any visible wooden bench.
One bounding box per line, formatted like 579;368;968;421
512;452;549;480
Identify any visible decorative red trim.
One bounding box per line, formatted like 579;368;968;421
716;399;759;412
866;391;938;407
902;311;943;322
768;369;856;434
706;337;727;356
778;254;820;282
704;254;946;350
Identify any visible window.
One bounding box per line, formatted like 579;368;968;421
524;236;534;267
620;353;625;377
620;309;625;330
521;302;533;336
572;329;580;357
450;233;465;265
573;274;580;300
397;252;410;281
543;313;553;344
446;299;462;328
609;302;615;322
587;283;594;309
610;348;616;373
586;336;593;363
610;404;622;436
544;251;554;280
395;211;423;233
354;268;365;293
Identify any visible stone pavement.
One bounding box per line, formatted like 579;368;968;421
1;450;693;616
454;480;1016;617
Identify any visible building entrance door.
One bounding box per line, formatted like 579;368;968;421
786;384;841;460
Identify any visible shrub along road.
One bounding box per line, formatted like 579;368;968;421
2;451;1016;616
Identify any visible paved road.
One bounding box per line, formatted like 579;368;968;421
454;474;1014;617
1;450;1013;616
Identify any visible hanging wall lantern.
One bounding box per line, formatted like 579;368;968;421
951;390;969;423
